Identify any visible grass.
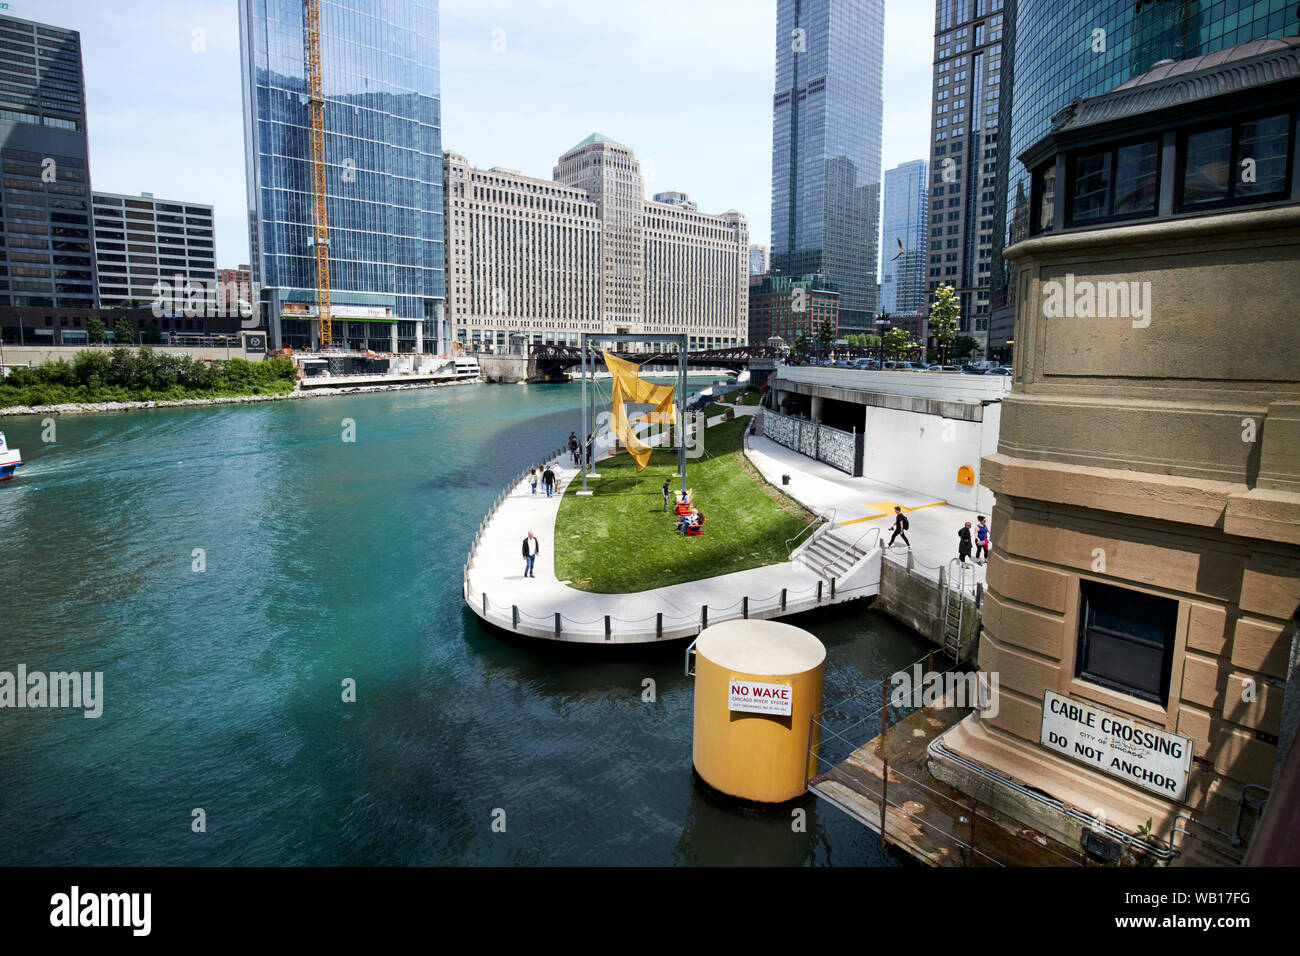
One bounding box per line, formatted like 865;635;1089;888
555;417;813;593
722;388;762;406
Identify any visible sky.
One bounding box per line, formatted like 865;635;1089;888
32;0;935;272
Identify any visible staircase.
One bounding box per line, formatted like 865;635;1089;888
794;528;877;580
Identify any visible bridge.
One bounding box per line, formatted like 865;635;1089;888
473;342;923;383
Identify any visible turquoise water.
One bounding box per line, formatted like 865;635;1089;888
0;383;929;865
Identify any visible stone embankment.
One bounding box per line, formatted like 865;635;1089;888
0;376;475;417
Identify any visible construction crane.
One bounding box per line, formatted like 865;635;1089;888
303;0;332;347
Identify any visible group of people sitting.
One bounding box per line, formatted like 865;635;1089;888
675;507;705;535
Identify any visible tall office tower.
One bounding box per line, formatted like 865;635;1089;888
880;159;929;315
554;134;645;337
770;0;884;335
749;243;769;276
238;0;445;353
989;0;1296;358
0;14;96;309
448;141;748;351
926;0;1005;349
93;192;216;309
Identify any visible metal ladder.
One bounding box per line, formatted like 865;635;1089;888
941;558;973;661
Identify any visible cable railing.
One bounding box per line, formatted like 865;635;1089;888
806;654;1091;867
464;573;879;644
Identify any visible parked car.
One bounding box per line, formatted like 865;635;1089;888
987;366;1013;376
960;364;987;374
925;364;961;372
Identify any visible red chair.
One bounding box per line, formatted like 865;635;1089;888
686;514;706;536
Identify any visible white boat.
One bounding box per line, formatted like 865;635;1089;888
0;431;21;481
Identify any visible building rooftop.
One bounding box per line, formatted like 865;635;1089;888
563;132;627;153
1050;37;1300;134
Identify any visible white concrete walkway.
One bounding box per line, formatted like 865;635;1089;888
744;433;991;591
462;413;875;645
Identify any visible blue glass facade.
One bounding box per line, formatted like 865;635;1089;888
239;0;444;352
880;160;928;315
770;0;884;334
993;0;1295;322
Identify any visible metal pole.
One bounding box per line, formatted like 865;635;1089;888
580;332;588;494
880;675;889;850
678;334;686;492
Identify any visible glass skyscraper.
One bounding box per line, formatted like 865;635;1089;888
770;0;885;334
990;0;1297;352
0;14;96;310
238;0;444;353
880;159;928;315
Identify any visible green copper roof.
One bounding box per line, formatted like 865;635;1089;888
564;132;626;153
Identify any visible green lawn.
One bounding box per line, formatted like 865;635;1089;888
555;417;813;593
722;388;762;406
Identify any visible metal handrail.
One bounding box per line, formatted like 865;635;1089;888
786;507;835;553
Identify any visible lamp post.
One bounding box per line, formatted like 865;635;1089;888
875;314;891;366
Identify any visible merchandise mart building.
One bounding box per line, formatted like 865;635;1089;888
238;0;445;353
989;0;1298;357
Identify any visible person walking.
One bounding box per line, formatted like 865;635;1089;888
975;516;990;565
529;468;538;495
568;432;579;465
542;465;556;498
662;479;672;513
887;506;910;549
958;522;973;566
522;531;540;578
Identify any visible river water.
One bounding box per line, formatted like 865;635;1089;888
0;383;929;865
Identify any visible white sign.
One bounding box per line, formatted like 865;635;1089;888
1040;691;1192;801
728;679;793;716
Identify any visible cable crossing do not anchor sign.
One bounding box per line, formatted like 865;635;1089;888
1040;691;1192;801
728;679;793;716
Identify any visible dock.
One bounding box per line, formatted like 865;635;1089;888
809;703;1091;866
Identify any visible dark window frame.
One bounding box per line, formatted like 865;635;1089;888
1075;579;1178;707
1175;110;1294;213
1064;135;1162;228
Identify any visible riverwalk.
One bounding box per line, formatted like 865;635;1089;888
743;432;991;593
462;416;882;645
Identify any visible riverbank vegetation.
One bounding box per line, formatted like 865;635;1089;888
0;348;297;407
555;417;812;592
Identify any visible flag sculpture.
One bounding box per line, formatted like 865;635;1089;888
603;350;677;471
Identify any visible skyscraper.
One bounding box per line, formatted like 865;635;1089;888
238;0;445;353
0;14;96;309
989;0;1297;357
926;0;1006;348
880;159;929;315
93;192;215;310
770;0;884;335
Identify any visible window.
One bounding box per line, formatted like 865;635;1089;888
1181;113;1292;211
1069;140;1159;224
1076;580;1178;706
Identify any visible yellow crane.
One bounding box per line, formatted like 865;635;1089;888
303;0;332;347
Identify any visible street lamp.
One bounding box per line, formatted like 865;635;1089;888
875;314;891;365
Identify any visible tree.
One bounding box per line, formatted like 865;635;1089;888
140;319;163;345
113;317;135;344
929;283;961;364
816;320;835;354
86;317;107;344
793;330;809;357
951;335;980;362
882;327;913;360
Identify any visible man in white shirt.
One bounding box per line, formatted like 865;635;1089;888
522;531;540;578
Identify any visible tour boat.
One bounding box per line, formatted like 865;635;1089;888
0;431;21;481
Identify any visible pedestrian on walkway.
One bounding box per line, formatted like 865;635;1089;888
522;531;540;578
542;465;556;498
975;516;990;565
958;522;973;566
662;479;671;513
529;468;538;495
568;432;579;465
887;506;910;549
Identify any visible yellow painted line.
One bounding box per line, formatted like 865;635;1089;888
839;499;947;527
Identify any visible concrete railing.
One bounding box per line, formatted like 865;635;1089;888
774;365;1011;401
